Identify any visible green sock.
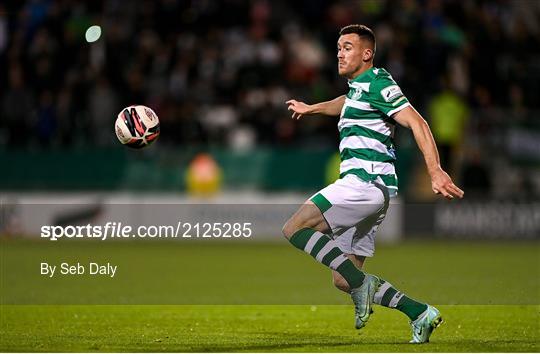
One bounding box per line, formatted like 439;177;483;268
289;228;365;289
373;279;428;321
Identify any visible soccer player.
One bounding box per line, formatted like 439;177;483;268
283;24;464;343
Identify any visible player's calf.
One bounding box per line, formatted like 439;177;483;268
332;254;365;293
284;202;379;329
286;227;378;329
373;279;428;321
333;272;350;292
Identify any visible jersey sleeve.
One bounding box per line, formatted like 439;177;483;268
368;75;410;117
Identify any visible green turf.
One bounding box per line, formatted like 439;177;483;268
1;305;538;352
1;239;539;351
1;239;538;304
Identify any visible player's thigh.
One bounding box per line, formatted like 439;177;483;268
316;176;387;234
282;201;330;239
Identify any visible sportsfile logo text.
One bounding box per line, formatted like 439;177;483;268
41;221;253;241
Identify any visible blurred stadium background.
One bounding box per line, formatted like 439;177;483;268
1;0;538;239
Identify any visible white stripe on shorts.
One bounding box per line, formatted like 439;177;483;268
304;231;323;254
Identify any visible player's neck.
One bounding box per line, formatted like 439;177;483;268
348;63;373;80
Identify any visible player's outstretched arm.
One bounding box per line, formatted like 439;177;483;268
286;95;345;120
393;106;464;200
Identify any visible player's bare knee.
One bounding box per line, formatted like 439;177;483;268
282;213;307;240
282;216;305;239
281;220;295;239
283;203;329;239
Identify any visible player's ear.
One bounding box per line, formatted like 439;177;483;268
363;48;374;62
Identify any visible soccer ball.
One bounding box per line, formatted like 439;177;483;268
115;105;160;148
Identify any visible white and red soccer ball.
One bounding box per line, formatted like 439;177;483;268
115;105;160;148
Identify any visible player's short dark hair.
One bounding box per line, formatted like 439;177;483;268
339;24;376;51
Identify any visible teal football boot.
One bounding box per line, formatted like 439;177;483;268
409;305;443;343
350;274;380;329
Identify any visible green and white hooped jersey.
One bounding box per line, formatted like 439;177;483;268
338;67;410;195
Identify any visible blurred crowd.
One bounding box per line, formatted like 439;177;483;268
1;0;539;196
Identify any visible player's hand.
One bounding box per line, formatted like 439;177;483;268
286;99;312;120
430;168;464;200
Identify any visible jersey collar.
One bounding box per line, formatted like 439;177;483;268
349;67;376;83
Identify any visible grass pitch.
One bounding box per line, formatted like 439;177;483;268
1;239;539;351
1;305;538;352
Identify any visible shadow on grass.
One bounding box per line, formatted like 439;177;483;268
3;337;538;353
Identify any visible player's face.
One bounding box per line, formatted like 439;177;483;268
337;34;369;79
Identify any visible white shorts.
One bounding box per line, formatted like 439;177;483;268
309;174;390;257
